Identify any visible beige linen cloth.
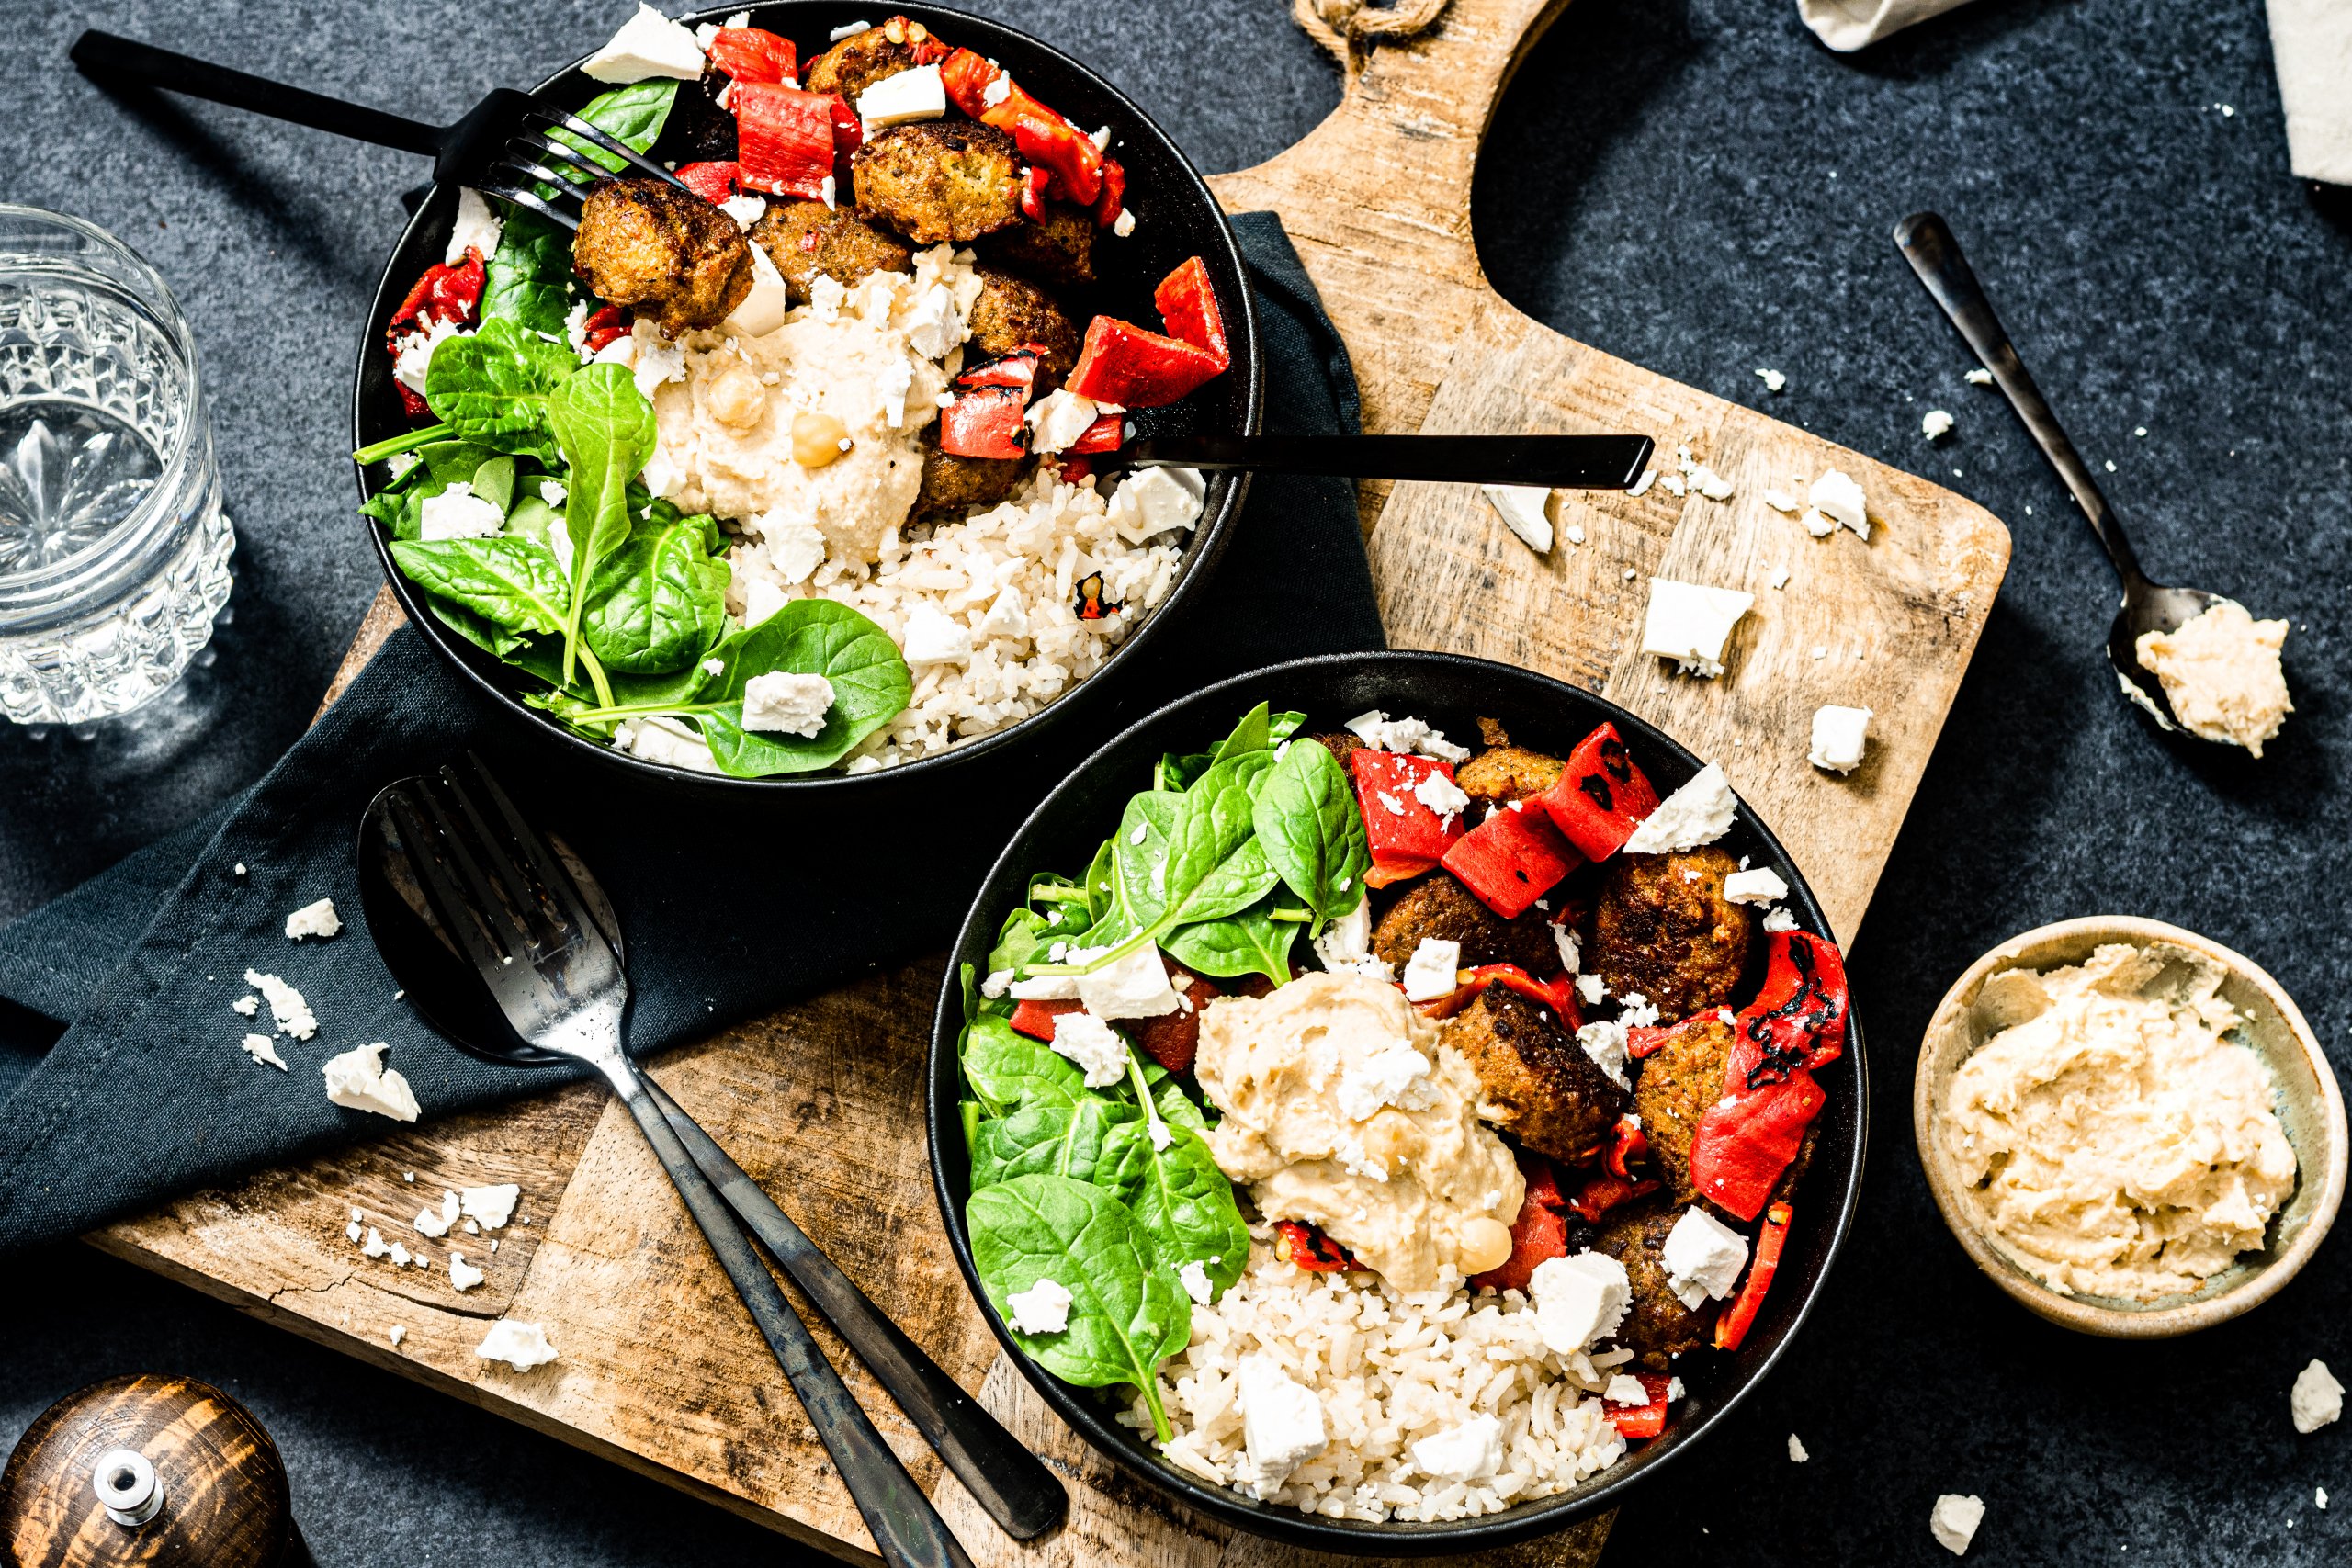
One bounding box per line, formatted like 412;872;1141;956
1797;0;2352;186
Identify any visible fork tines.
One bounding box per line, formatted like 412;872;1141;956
476;104;691;231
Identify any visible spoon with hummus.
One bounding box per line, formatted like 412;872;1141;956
1894;212;2292;756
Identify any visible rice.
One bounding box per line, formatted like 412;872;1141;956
1117;1233;1634;1522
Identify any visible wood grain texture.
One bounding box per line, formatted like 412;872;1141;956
86;0;2010;1561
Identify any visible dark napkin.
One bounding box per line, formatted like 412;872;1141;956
0;213;1383;1256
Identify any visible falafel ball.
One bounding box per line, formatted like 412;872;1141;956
1590;846;1753;1021
750;198;914;305
1629;1013;1736;1206
1590;1201;1718;1370
914;437;1027;519
977;202;1097;289
852;121;1023;246
1371;872;1562;977
1442;985;1627;1164
967;269;1081;389
803;17;934;101
1455;745;1566;805
573;177;752;336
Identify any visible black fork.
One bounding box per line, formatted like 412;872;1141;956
69;29;688;228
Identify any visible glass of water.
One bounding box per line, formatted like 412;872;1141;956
0;204;233;725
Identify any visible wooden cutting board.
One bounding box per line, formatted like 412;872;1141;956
87;2;2008;1562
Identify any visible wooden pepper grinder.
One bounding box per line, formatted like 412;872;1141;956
0;1374;301;1568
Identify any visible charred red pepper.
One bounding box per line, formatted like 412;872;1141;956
1626;1011;1716;1061
1690;1071;1825;1222
1441;803;1583;919
1064;315;1226;408
826;94;864;156
385;250;485;416
1416;964;1581;1025
1152;256;1229;368
1274;1220;1357;1272
1018;164;1052;224
673;160;744;203
957;347;1042;390
580;304;633;355
938;47;1001;115
1603;1115;1649;1180
734;81;839;198
1566;1168;1659;1224
1537;723;1662;862
939;384;1030;459
1125;962;1217;1076
707;26;797;85
1348;750;1468;881
1470;1186;1568;1293
1048;456;1093;485
1607;1372;1675;1440
1713;1201;1792;1351
1067;412;1125;455
1726;931;1849;1092
1091;154;1126;228
983;82;1102;207
1363;858;1437;888
1007;997;1082;1043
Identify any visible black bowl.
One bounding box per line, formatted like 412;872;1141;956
351;2;1262;795
927;651;1868;1552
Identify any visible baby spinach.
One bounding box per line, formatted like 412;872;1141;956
1164;894;1302;986
967;1174;1192;1440
1105;1117;1250;1297
547;363;658;691
584;508;729;674
388;536;569;636
960;1015;1085;1117
971;1100;1145;1206
468;455;516;515
1252;735;1372;920
548;82;679;183
481;209;578;339
424;319;582;463
695;601;912;775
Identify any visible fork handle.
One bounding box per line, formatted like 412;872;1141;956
607;1075;975;1568
70;30;445;157
641;1079;1065;1540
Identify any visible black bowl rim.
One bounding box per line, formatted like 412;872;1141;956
347;0;1265;794
925;649;1871;1552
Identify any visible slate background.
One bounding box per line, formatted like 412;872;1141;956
3;0;2347;1562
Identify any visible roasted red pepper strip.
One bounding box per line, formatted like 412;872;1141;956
1470;1170;1568;1293
1153;257;1229;367
1537;723;1662;862
957;347;1042;390
1416;964;1581;1025
1566;1169;1659;1224
385;250;485;416
1689;1070;1825;1222
1274;1221;1357;1272
1442;803;1583;919
1065;315;1226;407
580;304;632;355
1007;998;1082;1043
1607;1372;1675;1440
825;94;864;156
939;384;1029;459
673;160;744;203
1713;1201;1792;1351
1362;856;1437;888
707;27;798;85
982;81;1102;207
734;81;839;198
1603;1115;1649;1180
938;47;1000;115
1018;164;1051;223
1349;750;1466;875
1726;931;1849;1092
1068;412;1125;455
1091;154;1126;228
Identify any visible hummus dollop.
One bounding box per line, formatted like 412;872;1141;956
1942;942;2296;1301
1195;971;1522;1292
2135;599;2292;758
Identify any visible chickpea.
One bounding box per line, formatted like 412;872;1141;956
705;361;767;431
792;411;852;468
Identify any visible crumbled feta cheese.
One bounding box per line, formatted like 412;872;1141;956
1401;937;1463;1002
614;715;720;773
462;1185;521;1229
1480;484;1553;552
1930;1494;1985;1556
725;243;791;337
969;584;1031;643
1762;905;1799;933
243;969;317;1040
1313;898;1393;982
1236;1354;1328;1495
1788;1432;1810;1462
1806;468;1870;539
1111;207;1136;237
829;19;872;40
1639;579;1754;678
1618;992;1660;1028
1005;1276;1074;1336
1409;1413;1503;1483
414;1198;453;1238
417;482;504;541
1661;472;1687;497
1964;367;1993;386
628;324;686;400
1336;1040;1436;1121
389;1325;407;1347
391;316;468;396
1178;1260;1215;1305
361;1227;390;1258
899;604;974;666
819;173;838;210
1046;1011;1130;1088
582;4;706;84
1074;941;1182;1020
1551;920;1580;975
476;1319;559;1371
1688;464;1735;501
2320;1486;2331;1509
448;1252;484;1292
232;994;260;1018
1767;563;1791;590
388;1242;412;1267
1603;1373;1652;1404
240;1033;288;1071
233;863;247;876
1627;468;1657;498
284;897;342;942
1576;973;1606;1005
1757;367;1786;392
857;63;947;129
1105;466;1204;544
1922;409;1955;440
759;515;827;587
1623;762;1737;853
1808;705;1873;773
718;192;767;231
904;280;965;360
1528;1251;1632;1353
1575;1019;1632;1090
322;1043;421;1122
741;671;835;737
1723;867;1790;905
1026;389;1104;455
1660;1207;1749;1309
2292;1359;2344;1433
445;187;503;265
1412;769;1471;823
1341;710;1469;761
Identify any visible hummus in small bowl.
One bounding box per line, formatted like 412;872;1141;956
1915;916;2346;1337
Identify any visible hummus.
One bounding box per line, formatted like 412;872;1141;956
1942;942;2296;1300
1194;972;1522;1292
2135;599;2292;757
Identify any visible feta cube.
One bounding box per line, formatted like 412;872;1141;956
582;4;706;84
977;585;1029;642
284;897;342;941
1026;389;1104;455
1622;762;1737;853
1074;942;1182;1020
1106;465;1204;544
2292;1359;2343;1432
1409;1413;1503;1482
1639;579;1754;678
1335;1040;1436;1122
1930;1494;1985;1556
856;63;947;129
1236;1354;1327;1495
476;1319;559;1371
1480;484;1553;552
322;1043;421;1122
417;482;504;541
1005;1276;1073;1336
445;187;503;265
1723;867;1790;905
741;671;834;737
1807;468;1870;539
899;604;974;666
1602;1373;1652;1404
1046;1011;1130;1088
1400;937;1463;1002
762;516;828;585
240;1033;288;1071
725;243;790;337
461;1185;521;1228
1659;1207;1749;1309
1528;1250;1632;1352
1808;705;1873;773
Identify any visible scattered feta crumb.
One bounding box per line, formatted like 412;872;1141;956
1046;1011;1130;1088
741;671;835;737
284;897;342;941
1723;867;1790;905
389;1325;407;1347
1922;409;1954;440
1402;937;1464;1002
322;1043;421;1122
582;3;706;85
2319;1486;2329;1509
1805;468;1870;540
233;862;247;876
1930;1494;1985;1556
829;19;871;40
1178;1260;1215;1305
1762;905;1800;933
461;1185;522;1229
1763;489;1799;514
1964;367;1993;386
243;970;317;1040
1767;564;1791;591
240;1033;288;1071
1602;1373;1652;1404
476;1319;559;1371
1660;1207;1748;1309
1006;1277;1074;1336
1756;367;1786;392
1341;710;1469;761
1808;705;1874;774
232;994;259;1017
1788;1433;1809;1462
449;1252;484;1292
1480;484;1553;553
2293;1359;2344;1433
1627;469;1657;499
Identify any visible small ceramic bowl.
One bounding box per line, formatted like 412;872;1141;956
1915;915;2346;1337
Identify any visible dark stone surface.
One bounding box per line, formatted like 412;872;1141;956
3;0;2347;1564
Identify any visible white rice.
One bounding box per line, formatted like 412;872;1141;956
1119;1234;1633;1522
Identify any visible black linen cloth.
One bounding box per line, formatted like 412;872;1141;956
0;212;1383;1257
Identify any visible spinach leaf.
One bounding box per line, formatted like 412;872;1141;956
960;1015;1084;1117
469;455;516;514
695;600;911;775
1153;750;1212;792
1111;791;1183;926
481;209;578;338
583;508;729;674
1268;711;1308;744
1252;734;1372;919
971;1100;1145;1206
428;601;563;681
1082;836;1119;923
967;1173;1191;1440
424;319;582;462
547;363;659;685
1209;701;1272;763
1152;760;1280;927
1102;1116;1250;1297
1165;895;1302;986
548;82;679;182
389;536;569;635
988;908;1048;988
